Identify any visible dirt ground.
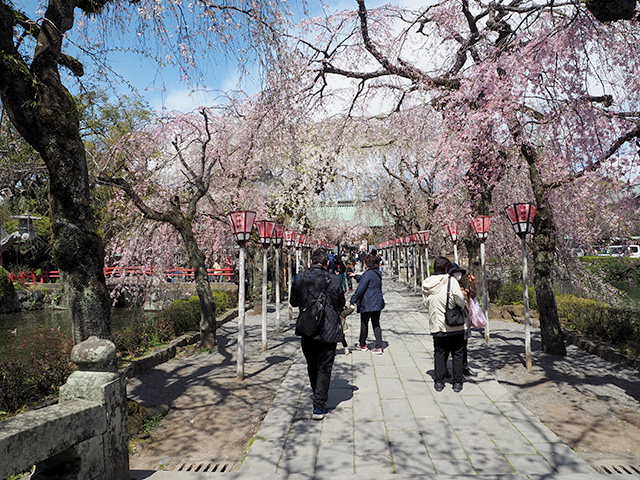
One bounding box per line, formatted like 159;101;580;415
126;310;301;472
127;311;640;474
471;320;640;473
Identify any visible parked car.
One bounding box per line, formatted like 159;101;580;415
570;248;585;257
597;245;640;258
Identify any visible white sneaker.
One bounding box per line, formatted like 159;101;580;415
344;347;351;355
370;348;383;355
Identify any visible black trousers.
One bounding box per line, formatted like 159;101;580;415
301;336;337;410
433;333;465;384
359;310;383;348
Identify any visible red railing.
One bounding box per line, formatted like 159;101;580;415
8;266;234;284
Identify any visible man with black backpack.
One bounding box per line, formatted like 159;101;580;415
290;249;345;420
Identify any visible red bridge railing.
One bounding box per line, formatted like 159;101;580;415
8;267;234;284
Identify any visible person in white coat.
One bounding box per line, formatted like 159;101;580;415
422;256;467;392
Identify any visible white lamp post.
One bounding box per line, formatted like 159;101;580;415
505;203;536;371
470;215;492;342
256;219;276;352
284;229;296;324
273;224;285;334
294;232;302;275
410;233;418;293
416;230;430;280
226;210;257;380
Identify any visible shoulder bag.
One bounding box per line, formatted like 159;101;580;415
445;276;468;327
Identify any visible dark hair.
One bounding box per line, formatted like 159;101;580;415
433;256;451;275
370;248;378;256
311;249;329;266
364;254;380;270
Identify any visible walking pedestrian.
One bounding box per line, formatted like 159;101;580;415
350;254;385;354
290;249;345;420
449;263;478;377
346;261;355;291
422;256;466;392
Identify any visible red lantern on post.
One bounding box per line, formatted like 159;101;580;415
226;210;257;380
471;215;492;342
505;203;536;237
226;211;257;244
470;216;492;242
505;202;536;371
443;222;460;243
272;224;285;333
283;230;296;248
255;220;277;246
255;219;276;351
273;224;285;247
443;222;460;264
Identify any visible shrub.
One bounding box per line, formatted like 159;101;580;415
495;284;537;310
0;330;73;414
579;257;640;284
0;266;15;301
556;293;640;356
114;291;233;359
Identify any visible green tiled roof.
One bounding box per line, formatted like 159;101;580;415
313;202;386;227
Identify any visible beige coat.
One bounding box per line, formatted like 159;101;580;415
422;273;466;334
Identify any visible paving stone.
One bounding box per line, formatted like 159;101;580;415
353;392;383;422
402;380;430;396
504;453;556;475
407;394;443;419
373;364;399;378
387;428;430;473
376;377;405;399
381;398;419;431
315;441;354;473
512;419;562;444
431;458;476;475
534;442;596;474
354;420;390;456
496;400;539;422
277;451;317;474
354;454;394;474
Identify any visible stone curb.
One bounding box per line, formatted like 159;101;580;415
564;330;640;371
119;308;239;379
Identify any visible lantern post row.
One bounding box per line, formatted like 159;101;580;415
226;210;256;381
505;203;536;371
470;216;492;342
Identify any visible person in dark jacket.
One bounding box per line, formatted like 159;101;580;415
290;249;345;420
350;254;385;354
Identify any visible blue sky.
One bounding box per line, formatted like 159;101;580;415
78;0;424;112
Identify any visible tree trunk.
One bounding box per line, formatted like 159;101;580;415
178;223;216;349
0;2;112;344
524;145;567;356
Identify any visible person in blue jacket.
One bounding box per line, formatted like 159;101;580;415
349;254;385;354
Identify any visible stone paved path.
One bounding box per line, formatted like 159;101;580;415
131;280;635;479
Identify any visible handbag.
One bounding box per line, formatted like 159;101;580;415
469;297;488;328
295;277;331;337
444;276;468;327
